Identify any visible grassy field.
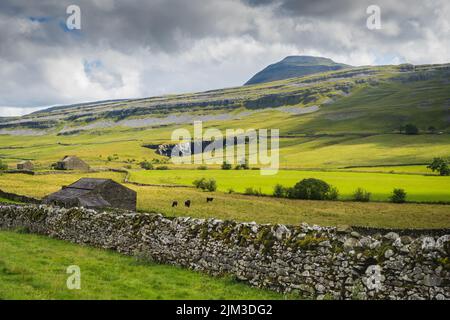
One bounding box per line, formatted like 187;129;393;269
0;230;287;299
129;169;450;202
1;172;450;228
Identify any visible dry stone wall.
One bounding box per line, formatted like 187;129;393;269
0;205;449;300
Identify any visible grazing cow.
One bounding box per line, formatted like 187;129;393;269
184;200;191;208
206;197;214;203
172;201;178;207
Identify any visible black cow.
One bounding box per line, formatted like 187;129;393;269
172;201;178;207
184;200;191;208
206;197;214;203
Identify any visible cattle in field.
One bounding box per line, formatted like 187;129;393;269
206;197;214;203
172;201;178;207
184;200;191;208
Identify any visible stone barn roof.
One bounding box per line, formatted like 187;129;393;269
43;178;136;211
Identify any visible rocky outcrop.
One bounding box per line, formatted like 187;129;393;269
0;205;448;300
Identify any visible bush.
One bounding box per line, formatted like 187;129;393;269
352;188;371;202
221;161;232;170
222;161;232;170
193;178;217;192
273;184;289;198
140;160;154;170
404;123;419;135
391;188;407;203
156;166;169;170
244;187;263;196
0;160;7;171
197;165;208;170
288;178;336;200
427;157;450;176
234;162;249;170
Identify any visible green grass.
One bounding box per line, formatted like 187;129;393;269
1;173;449;229
0;230;289;300
129;169;450;202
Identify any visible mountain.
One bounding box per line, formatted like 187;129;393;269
245;55;351;85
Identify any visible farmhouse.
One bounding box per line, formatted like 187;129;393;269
17;160;34;170
55;155;90;171
43;178;137;211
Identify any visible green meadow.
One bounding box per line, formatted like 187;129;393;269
129;169;450;202
1;172;449;229
0;230;288;300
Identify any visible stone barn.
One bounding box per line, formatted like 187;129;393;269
17;160;34;170
43;178;137;211
55;156;90;171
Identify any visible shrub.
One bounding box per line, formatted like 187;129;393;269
140;160;154;170
404;123;419;135
391;188;407;203
244;187;263;196
156;166;169;170
193;178;217;192
221;161;232;170
227;188;235;194
273;184;289;198
352;188;371;202
0;160;7;171
234;162;250;170
288;178;336;200
328;186;339;201
197;165;208;170
427;157;450;176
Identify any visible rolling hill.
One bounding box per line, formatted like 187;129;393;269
0;60;449;169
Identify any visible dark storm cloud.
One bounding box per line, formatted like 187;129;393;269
0;0;449;115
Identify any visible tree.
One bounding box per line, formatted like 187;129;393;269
139;160;154;170
289;178;337;200
193;178;217;192
273;184;288;198
404;124;419;135
0;160;7;171
427;157;450;176
221;161;232;170
352;188;371;202
391;188;407;203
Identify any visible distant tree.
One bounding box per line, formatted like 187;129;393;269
391;188;407;203
0;160;7;171
352;188;371;202
221;161;232;170
273;184;288;198
427;157;450;176
139;160;154;170
428;126;437;134
289;178;337;200
193;178;217;192
404;124;419;135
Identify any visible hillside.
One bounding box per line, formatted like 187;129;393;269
245;56;351;85
0;62;449;169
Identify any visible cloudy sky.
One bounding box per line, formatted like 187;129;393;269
1;0;449;116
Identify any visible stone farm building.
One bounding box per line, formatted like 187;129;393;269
17;160;34;170
55;156;90;171
43;178;137;211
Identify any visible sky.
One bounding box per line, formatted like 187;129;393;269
0;0;449;116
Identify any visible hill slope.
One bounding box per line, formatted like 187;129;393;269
0;62;449;169
245;56;351;85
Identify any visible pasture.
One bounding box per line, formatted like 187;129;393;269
1;172;449;228
129;169;450;202
0;230;287;300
